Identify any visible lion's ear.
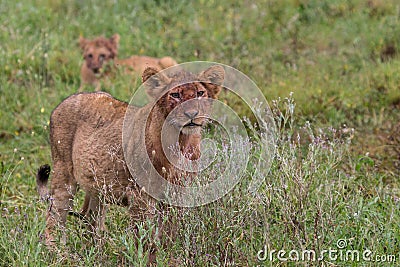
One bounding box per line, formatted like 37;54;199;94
142;67;159;83
79;36;88;51
110;34;120;48
199;65;225;99
142;67;171;100
199;65;225;84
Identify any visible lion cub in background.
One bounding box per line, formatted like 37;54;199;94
79;33;177;91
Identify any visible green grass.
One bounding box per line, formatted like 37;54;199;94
1;0;399;266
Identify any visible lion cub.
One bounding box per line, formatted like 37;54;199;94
79;34;177;91
37;65;225;253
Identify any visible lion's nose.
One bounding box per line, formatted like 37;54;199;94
184;110;199;119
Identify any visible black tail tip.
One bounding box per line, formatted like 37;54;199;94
37;164;51;183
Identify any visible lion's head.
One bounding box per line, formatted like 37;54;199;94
79;34;120;75
142;65;225;136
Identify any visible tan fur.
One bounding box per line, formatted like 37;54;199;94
37;66;224;250
79;33;178;91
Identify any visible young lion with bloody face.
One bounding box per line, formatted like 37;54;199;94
36;65;225;262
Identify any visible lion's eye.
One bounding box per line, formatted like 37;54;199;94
99;54;105;60
87;54;93;59
197;91;205;97
170;92;180;99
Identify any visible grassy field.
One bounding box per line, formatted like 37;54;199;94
1;0;399;266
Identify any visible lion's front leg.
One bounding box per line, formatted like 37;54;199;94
94;81;101;91
83;194;108;236
126;190;160;264
80;194;90;215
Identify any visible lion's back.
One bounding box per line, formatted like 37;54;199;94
49;92;128;163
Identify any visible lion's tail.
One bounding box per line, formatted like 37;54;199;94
36;164;51;201
159;56;178;69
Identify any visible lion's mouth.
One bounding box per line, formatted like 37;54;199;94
92;68;103;77
183;121;202;128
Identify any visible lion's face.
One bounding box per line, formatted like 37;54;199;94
79;34;120;75
142;66;225;135
163;82;211;135
82;46;113;75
